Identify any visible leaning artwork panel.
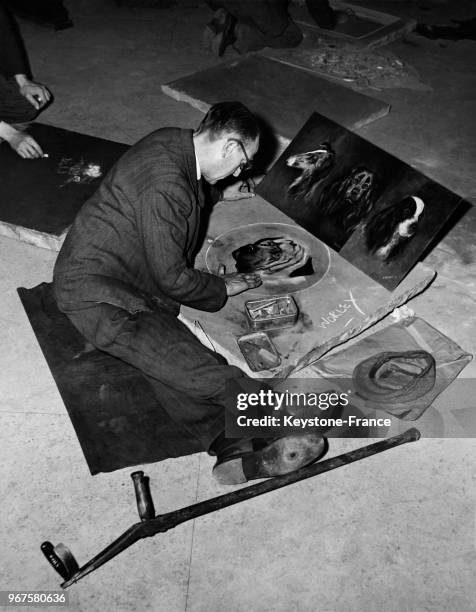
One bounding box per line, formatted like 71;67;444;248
257;112;463;290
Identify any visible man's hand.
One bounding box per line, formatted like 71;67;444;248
218;265;262;296
9;132;43;158
0;121;43;158
15;75;51;110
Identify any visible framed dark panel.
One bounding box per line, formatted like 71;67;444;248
257;112;463;290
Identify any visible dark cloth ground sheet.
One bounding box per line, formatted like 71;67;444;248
18;282;202;475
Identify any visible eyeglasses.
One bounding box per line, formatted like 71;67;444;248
229;138;253;173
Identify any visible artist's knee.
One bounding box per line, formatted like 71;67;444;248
93;306;140;349
60;303;131;352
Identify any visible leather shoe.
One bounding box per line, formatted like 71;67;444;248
211;433;327;485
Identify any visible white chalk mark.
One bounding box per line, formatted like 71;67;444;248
346;289;366;317
84;163;102;178
318;290;366;330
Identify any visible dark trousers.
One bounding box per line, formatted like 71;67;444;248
0;74;39;123
207;0;302;52
65;302;265;451
305;0;337;29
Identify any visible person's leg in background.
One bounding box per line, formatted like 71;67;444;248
202;1;237;57
305;0;349;30
232;0;302;53
203;0;302;55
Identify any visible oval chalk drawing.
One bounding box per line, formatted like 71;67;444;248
206;222;331;296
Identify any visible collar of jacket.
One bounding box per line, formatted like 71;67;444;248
182;129;206;208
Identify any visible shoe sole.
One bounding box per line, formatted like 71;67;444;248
213;434;327;485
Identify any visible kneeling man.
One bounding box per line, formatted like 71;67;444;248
53;101;326;484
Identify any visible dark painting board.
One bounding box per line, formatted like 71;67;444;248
256;112;463;290
162;55;390;144
0;123;128;250
18;283;202;475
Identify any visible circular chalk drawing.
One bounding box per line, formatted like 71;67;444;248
206;222;331;295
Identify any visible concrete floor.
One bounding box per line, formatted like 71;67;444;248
1;1;475;610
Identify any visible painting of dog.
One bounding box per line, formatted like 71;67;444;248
317;166;379;246
256;112;463;289
365;195;425;260
286;144;334;203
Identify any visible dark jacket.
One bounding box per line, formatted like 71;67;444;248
53;128;227;315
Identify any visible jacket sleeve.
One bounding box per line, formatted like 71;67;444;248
138;183;228;312
0;5;32;78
